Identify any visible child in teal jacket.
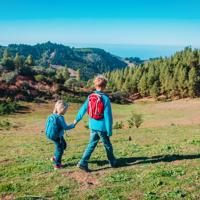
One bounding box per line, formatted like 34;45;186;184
47;100;75;169
74;75;116;172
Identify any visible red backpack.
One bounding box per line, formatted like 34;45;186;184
87;93;104;120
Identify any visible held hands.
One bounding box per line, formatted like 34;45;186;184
73;120;77;127
70;120;77;129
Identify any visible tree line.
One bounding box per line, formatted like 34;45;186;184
105;47;200;99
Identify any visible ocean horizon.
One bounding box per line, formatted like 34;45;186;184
68;43;200;60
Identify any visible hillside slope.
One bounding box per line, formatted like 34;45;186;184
0;42;127;79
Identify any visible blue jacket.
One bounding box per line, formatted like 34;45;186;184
75;91;113;136
54;114;75;137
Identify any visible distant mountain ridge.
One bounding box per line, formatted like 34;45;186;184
0;41;127;79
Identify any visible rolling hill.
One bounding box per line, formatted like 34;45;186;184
0;41;127;80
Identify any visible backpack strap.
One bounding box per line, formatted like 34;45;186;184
95;95;103;115
52;114;61;131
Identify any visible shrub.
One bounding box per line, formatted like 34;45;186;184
20;81;30;90
0;102;20;115
32;66;47;75
15;94;26;101
62;95;85;103
111;91;128;104
0;120;12;130
45;67;56;77
113;121;124;129
34;74;46;82
1;71;18;84
1;58;15;70
18;65;33;76
56;68;70;83
64;78;79;89
127;112;143;128
33;97;46;103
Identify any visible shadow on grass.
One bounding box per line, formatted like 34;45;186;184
90;154;200;171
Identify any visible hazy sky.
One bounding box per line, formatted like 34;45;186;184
0;0;200;47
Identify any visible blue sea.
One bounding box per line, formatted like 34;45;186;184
69;43;199;60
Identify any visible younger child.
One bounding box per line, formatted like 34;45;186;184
45;100;75;169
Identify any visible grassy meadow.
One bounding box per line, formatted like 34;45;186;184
0;99;200;200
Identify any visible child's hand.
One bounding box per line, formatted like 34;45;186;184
73;120;77;126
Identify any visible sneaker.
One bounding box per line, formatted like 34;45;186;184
54;164;63;170
50;156;56;162
77;163;91;172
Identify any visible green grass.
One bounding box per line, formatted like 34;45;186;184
0;99;200;199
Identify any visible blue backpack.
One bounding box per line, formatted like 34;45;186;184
45;114;60;140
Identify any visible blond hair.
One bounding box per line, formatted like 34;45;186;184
93;75;108;88
53;100;68;114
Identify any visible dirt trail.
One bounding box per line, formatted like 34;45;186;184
63;171;99;189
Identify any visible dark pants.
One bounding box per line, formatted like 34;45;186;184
79;130;116;167
52;136;67;165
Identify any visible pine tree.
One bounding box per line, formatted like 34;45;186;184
55;67;70;83
188;67;199;97
63;66;70;80
3;48;10;58
123;67;129;77
159;62;167;94
147;65;156;87
25;55;34;66
177;66;188;97
163;65;172;95
77;69;81;81
14;53;23;71
138;73;148;96
171;63;180;97
150;81;160;98
122;77;131;93
1;48;15;70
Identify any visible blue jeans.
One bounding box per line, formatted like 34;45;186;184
79;130;116;167
52;136;67;165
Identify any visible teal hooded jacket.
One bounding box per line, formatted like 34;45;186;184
75;91;113;136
